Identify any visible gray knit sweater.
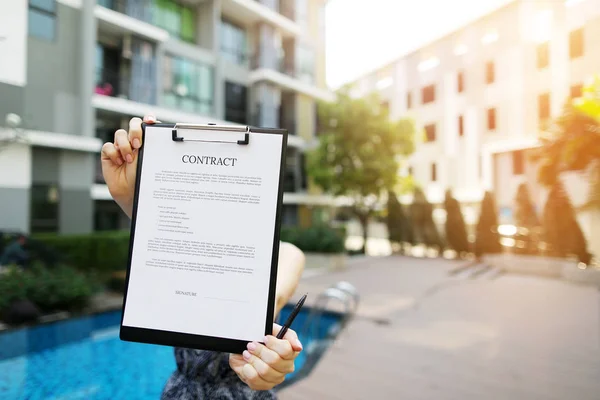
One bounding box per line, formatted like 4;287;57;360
160;347;277;400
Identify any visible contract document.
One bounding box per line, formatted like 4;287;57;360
120;123;287;354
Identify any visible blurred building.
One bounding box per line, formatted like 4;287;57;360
0;0;331;234
347;0;600;228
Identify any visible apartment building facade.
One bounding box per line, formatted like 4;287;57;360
0;0;331;235
348;0;600;227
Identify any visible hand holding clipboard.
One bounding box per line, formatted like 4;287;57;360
100;115;305;392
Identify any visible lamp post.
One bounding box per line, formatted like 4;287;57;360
0;113;27;153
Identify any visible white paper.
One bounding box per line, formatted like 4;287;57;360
122;125;283;342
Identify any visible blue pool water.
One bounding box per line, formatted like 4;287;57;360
0;306;342;400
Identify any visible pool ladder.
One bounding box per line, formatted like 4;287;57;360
275;281;359;391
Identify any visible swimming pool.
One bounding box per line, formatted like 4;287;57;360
0;305;343;400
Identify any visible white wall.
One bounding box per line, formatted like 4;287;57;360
0;0;27;87
0;142;32;188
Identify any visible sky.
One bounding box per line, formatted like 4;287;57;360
324;0;514;89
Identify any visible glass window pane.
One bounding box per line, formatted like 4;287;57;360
28;10;55;40
181;7;195;42
163;93;177;109
30;0;55;12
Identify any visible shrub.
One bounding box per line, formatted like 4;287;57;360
475;191;502;257
542;182;591;263
386;190;414;254
410;188;444;250
280;224;346;253
32;230;131;273
0;264;96;318
514;183;541;255
444;189;470;255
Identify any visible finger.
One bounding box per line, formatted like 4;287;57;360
241;364;279;391
271;325;303;353
101;142;124;166
242;351;284;385
143;114;156;124
247;341;293;374
263;335;296;361
129;117;143;150
114;129;134;163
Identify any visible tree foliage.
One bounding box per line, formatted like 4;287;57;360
542;182;591;264
531;76;600;194
475;191;502;257
307;90;416;252
444;189;469;255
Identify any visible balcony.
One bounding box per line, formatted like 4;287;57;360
221;0;302;39
249;68;333;102
96;0;168;42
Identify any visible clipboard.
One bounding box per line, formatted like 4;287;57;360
119;122;288;354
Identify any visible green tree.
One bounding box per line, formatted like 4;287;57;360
513;183;540;254
542;182;591;264
444;189;469;257
307;90;416;253
386;190;414;254
475;191;502;258
410;187;443;252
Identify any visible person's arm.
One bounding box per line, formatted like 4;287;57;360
274;242;305;316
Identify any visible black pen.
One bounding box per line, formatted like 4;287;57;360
276;293;307;339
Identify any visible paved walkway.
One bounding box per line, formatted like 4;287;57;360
279;256;600;400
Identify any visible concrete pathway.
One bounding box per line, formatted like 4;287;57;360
280;256;600;400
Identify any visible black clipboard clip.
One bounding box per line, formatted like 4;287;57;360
172;123;250;145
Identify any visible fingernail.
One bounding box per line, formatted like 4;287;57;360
247;342;257;352
263;336;270;344
133;138;141;149
296;339;303;350
126;154;133;163
147;115;156;122
117;157;124;166
242;350;251;361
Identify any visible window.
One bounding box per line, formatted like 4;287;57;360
30;184;59;233
458;115;464;137
538;93;550;120
485;61;495;84
221;19;247;65
296;45;315;84
163;55;214;115
225;82;248;124
424;124;436;142
431;163;437;182
422;84;436;104
571;84;583;98
406;92;412;109
487;108;496;131
153;0;195;43
513;151;525;175
457;71;465;93
569;28;583;59
29;0;56;40
537;42;549;69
